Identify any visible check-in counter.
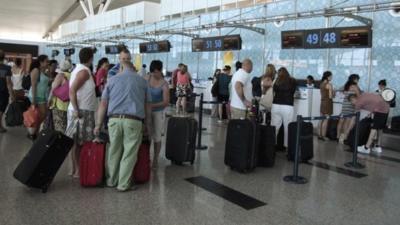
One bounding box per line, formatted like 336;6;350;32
293;87;343;127
193;80;214;110
191;81;368;126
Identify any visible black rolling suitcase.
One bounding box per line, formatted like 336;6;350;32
391;116;400;131
165;117;197;165
326;118;339;140
287;121;314;162
186;93;196;113
276;125;285;151
169;88;177;105
258;125;276;167
347;118;372;150
5;101;24;127
13;130;74;193
225;119;259;172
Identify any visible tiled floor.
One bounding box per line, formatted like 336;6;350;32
1;114;400;225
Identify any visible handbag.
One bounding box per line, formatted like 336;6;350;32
23;106;39;128
211;80;219;97
65;118;79;138
260;88;273;111
22;75;31;90
53;77;70;101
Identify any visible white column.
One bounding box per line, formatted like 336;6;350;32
98;3;104;14
80;0;90;17
102;0;113;13
88;0;95;15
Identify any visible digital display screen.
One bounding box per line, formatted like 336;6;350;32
281;31;304;49
192;35;241;52
340;27;372;48
304;29;321;48
52;50;60;57
63;48;75;56
282;26;371;49
224;35;242;50
139;41;171;53
303;29;339;48
105;45;120;54
320;29;339;48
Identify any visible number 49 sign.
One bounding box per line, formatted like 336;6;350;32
304;29;339;48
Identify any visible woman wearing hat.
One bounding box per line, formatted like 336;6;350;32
48;59;72;132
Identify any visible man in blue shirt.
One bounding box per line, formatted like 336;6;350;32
95;61;152;192
107;48;132;78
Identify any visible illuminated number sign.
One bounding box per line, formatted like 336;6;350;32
281;26;371;49
192;35;242;52
63;48;75;56
105;45;127;54
321;29;339;48
304;30;321;48
139;41;171;53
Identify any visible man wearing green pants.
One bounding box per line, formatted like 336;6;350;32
94;61;151;192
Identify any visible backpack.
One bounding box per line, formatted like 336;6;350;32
22;75;31;90
251;77;262;97
211;78;219;97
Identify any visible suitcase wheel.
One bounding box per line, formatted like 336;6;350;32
172;160;183;166
190;160;194;165
175;161;183;166
41;188;48;193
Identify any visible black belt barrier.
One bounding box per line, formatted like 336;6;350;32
283;112;364;185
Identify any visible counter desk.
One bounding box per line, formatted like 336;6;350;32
192;81;369;126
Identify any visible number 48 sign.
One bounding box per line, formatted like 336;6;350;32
304;29;339;48
321;29;339;48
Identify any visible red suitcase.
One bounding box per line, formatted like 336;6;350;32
80;142;106;187
132;140;151;184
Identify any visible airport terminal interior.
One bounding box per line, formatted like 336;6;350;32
1;0;400;224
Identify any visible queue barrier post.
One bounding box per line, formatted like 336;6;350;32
283;115;308;184
344;111;365;169
196;93;208;150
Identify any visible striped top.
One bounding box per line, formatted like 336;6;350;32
341;91;355;115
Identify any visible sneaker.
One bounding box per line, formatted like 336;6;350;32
330;137;339;142
217;120;223;123
372;146;383;154
357;146;371;154
117;185;138;192
0;127;7;133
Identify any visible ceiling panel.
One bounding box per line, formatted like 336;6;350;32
0;0;160;41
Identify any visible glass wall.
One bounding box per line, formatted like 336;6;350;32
43;0;400;114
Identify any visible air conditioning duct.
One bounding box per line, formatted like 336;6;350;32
274;20;285;28
389;2;400;17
